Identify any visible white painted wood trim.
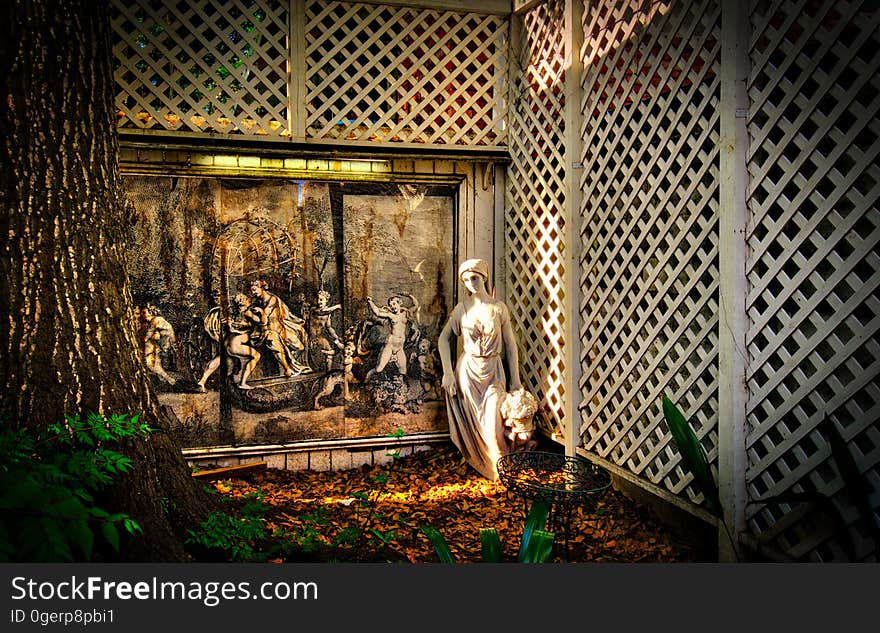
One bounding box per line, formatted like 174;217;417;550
291;0;307;140
350;0;511;15
718;0;750;563
563;0;584;457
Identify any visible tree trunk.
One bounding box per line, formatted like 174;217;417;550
0;0;216;561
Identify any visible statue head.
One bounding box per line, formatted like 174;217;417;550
457;258;489;284
458;258;489;295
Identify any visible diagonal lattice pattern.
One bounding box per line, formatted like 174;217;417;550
745;0;880;562
304;1;508;145
505;0;568;437
577;0;722;509
112;0;290;136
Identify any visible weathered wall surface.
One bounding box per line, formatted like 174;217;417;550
121;152;502;469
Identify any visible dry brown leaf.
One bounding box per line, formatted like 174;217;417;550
215;445;705;563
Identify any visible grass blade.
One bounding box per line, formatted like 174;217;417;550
480;527;502;562
521;530;555;563
518;499;550;561
421;526;455;563
662;396;722;518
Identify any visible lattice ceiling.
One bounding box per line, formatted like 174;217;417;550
111;0;508;146
304;1;508;145
113;0;290;136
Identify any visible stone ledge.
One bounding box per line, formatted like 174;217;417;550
185;433;450;473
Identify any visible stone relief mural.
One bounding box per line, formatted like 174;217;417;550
124;176;455;448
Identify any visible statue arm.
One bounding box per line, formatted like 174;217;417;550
438;318;457;396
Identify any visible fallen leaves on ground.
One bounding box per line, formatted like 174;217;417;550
210;444;708;563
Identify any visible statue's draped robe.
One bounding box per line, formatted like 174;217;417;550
444;300;512;480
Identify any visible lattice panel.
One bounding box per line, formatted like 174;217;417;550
304;1;508;145
745;0;880;562
577;0;722;510
505;0;568;437
112;0;290;136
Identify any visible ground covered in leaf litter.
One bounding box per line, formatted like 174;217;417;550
211;444;711;563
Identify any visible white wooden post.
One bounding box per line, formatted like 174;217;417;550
718;0;750;562
291;0;307;141
499;10;523;301
563;0;585;457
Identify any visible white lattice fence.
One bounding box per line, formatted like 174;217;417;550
577;0;723;508
506;0;568;436
744;0;880;562
304;1;508;145
112;0;290;136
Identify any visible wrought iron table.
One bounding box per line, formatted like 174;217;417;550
497;451;612;560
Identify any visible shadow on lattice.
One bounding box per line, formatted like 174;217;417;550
663;396;878;562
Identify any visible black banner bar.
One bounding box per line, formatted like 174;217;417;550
1;563;877;631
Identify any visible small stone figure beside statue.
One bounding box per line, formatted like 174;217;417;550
438;258;539;481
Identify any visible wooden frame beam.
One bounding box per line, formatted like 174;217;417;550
563;0;584;456
718;0;750;562
352;0;511;15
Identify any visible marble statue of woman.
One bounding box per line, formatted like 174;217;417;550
438;258;523;480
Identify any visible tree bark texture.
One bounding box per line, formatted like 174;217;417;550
0;0;216;561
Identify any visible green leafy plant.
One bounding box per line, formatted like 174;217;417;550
332;525;362;547
661;395;737;560
289;506;331;554
422;499;556;563
517;496;551;560
0;413;150;562
185;490;273;562
369;527;397;545
186;510;264;562
520;529;555;564
422;526;455;563
385;427;406;462
342;428;408;555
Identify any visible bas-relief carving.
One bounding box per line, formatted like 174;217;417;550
124;176;453;448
